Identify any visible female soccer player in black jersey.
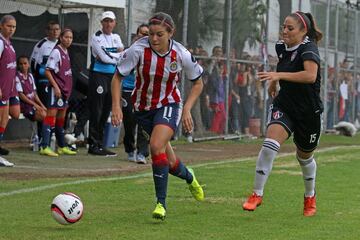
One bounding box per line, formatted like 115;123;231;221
243;11;323;217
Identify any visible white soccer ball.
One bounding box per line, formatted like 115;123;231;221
51;192;84;225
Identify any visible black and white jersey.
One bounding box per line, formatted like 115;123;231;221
30;37;58;79
273;37;323;118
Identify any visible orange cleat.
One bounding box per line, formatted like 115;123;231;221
243;193;263;211
304;195;316;217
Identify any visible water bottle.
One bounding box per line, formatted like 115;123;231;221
50;133;56;151
32;135;39;152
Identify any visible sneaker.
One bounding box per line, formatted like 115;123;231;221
102;148;117;157
58;146;77;155
304;195;316;217
0;156;14;167
39;147;59;157
136;153;147;164
128;152;136;162
0;146;9;155
88;145;108;156
188;168;204;201
152;203;166;220
243;193;263;211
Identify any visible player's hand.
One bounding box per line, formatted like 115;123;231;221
111;105;123;127
182;109;193;133
267;81;278;98
258;71;280;82
54;87;61;99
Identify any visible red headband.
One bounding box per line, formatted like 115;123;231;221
295;12;307;32
149;18;173;30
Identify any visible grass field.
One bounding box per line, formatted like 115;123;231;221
1;135;360;239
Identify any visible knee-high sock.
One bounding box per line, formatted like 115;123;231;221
152;153;169;208
0;127;5;142
253;138;280;196
41;116;55;147
55;118;65;148
169;158;193;184
297;155;316;197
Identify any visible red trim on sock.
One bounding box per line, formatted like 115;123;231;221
44;116;56;127
55;118;65;127
169;158;180;172
0;127;5;133
152;153;168;166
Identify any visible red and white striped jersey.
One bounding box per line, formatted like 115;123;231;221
116;37;203;111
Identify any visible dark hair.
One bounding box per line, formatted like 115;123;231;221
46;20;60;30
16;55;29;71
290;11;323;44
148;12;175;32
0;15;16;25
57;28;73;45
136;23;149;35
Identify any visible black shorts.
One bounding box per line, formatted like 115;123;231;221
267;104;322;152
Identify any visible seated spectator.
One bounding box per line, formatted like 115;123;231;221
16;56;47;122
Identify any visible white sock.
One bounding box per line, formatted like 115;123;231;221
297;155;317;197
253;138;280;196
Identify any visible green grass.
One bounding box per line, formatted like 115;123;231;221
0;136;360;239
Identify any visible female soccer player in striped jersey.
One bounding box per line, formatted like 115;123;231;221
111;12;204;220
40;28;76;157
243;11;323;217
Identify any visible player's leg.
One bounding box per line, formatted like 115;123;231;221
0;103;14;167
166;142;204;201
150;124;172;220
56;107;76;155
294;114;321;217
243;105;291;211
40;108;58;157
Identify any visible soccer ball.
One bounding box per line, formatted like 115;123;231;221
51;192;84;225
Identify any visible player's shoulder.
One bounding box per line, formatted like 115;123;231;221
171;39;192;59
35;38;48;48
299;37;318;50
131;36;149;49
275;40;286;55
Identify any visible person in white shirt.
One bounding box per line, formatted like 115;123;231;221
87;11;124;156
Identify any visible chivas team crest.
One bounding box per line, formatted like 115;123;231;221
169;61;177;72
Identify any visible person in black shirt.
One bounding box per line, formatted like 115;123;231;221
242;11;323;217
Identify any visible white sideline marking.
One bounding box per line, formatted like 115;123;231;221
0;145;358;198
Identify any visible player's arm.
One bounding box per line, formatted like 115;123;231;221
111;71;123;126
182;78;203;133
258;60;318;84
91;36;117;65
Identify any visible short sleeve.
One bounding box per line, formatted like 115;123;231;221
275;41;285;59
15;76;23;92
181;49;203;81
116;43;140;77
46;49;60;73
301;42;320;65
0;40;4;58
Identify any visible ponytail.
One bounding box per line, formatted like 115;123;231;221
304;13;323;44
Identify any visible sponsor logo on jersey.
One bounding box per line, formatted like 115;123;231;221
279;53;283;59
291;51;298;61
6;61;16;69
273;110;283;120
169;61;178;72
64;69;72;76
97;86;104;94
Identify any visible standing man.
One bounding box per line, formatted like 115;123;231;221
88;11;124;156
30;21;60;141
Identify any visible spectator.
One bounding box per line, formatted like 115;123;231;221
121;23;149;164
0;15;16;167
87;11;124;156
39;28;76;157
